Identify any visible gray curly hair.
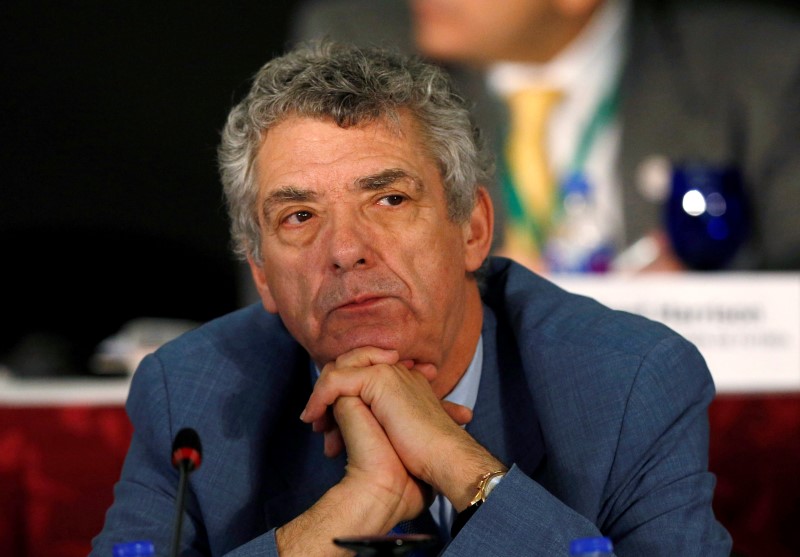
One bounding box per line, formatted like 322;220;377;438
218;40;493;263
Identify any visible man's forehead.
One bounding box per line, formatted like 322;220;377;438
257;110;432;158
254;114;438;195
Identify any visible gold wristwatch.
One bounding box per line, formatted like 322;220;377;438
450;469;507;537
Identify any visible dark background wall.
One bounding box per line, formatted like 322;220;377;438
1;1;302;374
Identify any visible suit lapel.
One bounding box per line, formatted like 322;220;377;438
261;356;348;529
262;428;347;529
467;304;545;478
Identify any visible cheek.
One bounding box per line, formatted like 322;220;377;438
270;275;309;312
269;279;320;345
261;260;305;316
409;228;466;293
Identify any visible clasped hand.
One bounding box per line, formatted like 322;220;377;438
300;346;477;523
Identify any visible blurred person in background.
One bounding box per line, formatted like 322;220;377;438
292;0;800;273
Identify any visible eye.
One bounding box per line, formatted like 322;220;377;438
283;210;314;226
377;194;406;207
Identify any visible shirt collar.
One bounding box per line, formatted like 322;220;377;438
486;0;629;96
443;335;483;411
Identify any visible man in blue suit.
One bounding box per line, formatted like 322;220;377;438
92;41;731;556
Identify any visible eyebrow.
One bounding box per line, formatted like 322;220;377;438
355;168;424;192
261;168;425;219
262;186;317;220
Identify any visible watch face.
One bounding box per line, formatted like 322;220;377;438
333;534;438;556
483;472;506;498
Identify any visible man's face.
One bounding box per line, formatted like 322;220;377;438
409;0;601;64
410;0;554;63
249;113;491;392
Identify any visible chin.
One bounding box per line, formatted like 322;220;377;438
312;324;408;363
345;325;408;353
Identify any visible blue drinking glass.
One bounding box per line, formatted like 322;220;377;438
664;163;749;270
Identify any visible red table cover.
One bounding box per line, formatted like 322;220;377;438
1;394;798;557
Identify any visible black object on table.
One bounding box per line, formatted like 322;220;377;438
333;534;438;556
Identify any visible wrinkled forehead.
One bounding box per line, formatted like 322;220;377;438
255;113;445;202
254;109;442;185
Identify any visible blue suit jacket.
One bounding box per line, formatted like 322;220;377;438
91;258;731;555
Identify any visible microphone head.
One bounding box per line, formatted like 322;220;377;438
171;427;202;472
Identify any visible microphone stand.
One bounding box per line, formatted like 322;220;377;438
170;460;190;557
169;428;202;557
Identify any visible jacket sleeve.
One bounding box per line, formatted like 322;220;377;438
89;353;282;557
444;336;732;556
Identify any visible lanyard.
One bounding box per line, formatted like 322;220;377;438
500;79;621;250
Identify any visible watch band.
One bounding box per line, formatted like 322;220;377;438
450;470;506;537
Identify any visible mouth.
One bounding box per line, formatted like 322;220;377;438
318;275;406;318
333;295;390;312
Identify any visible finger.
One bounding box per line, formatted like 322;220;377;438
332;346;399;369
301;368;372;422
304;362;431;424
331;396;389;461
398;359;437;382
441;401;473;426
411;362;437;382
305;348;400;425
303;361;404;422
311;412;335;433
323;426;345;458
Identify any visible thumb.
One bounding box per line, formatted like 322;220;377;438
441;401;473;426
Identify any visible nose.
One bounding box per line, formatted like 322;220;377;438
325;215;372;272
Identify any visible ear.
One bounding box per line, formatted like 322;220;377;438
462;186;494;273
247;256;279;314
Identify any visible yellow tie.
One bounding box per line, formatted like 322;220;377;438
502;88;563;262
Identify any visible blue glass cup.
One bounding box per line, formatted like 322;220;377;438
664;163;749;270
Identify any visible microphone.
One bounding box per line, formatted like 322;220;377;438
169;427;202;557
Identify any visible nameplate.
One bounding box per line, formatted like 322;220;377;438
551;273;800;393
0;373;132;406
